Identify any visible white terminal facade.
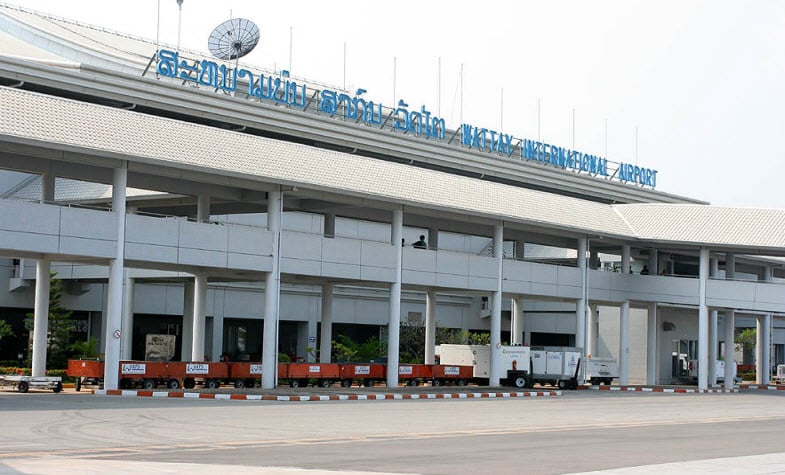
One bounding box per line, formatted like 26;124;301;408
0;4;783;390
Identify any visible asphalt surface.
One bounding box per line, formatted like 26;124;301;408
1;387;784;474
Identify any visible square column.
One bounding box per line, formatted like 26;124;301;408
511;297;525;346
724;310;736;389
697;247;709;390
319;283;333;363
709;310;718;386
757;314;772;384
425;290;437;364
646;302;657;385
386;208;404;387
120;274;134;360
488;224;504;386
191;273;207;361
262;190;282;388
31;171;55;377
103;163;127;390
181;280;194;361
619;301;630;385
576;237;587;352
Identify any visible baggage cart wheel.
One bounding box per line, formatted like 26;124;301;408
142;379;156;390
431;378;442;387
456;378;467;387
513;376;527;388
408;379;419;387
167;379;180;390
17;381;29;393
318;379;331;388
289;379;301;388
183;378;196;389
75;378;82;392
234;379;245;389
341;379;352;388
205;379;219;389
558;380;567;390
363;379;374;388
245;378;256;388
603;378;613;385
53;381;63;393
590;378;599;386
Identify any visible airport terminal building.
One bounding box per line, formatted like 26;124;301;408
0;4;783;389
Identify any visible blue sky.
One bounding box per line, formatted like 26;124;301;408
11;0;785;207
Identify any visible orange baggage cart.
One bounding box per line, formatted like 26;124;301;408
228;362;288;388
286;363;340;388
431;364;472;386
67;359;105;391
339;363;385;387
398;364;433;386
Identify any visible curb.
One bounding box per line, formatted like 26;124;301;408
738;384;785;391
589;386;737;394
91;389;561;401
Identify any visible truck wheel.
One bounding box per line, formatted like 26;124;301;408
432;379;442;387
142;379;156;390
408;379;419;387
167;379;180;390
363;379;374;388
17;381;29;393
513;376;527;388
289;379;301;388
456;379;467;387
558;380;567;390
53;381;63;393
341;379;352;388
183;378;195;389
318;379;331;388
205;379;219;389
234;379;245;389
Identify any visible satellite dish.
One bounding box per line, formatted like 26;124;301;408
208;18;260;60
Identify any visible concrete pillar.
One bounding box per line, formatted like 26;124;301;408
697;247;709;390
305;317;318;363
648;249;658;275
621;244;631;274
324;213;336;238
425;290;437;364
211;313;224;362
724;310;736;389
262;190;282;388
515;239;525;260
489;224;504;386
386;208;404;387
103;164;127;390
725;253;735;279
646;302;657;385
191;273;207;361
31;172;56;377
511;297;525;346
197;194;210;222
587;304;597;357
31;259;51;377
319;283;333;363
709;310;718;386
181;280;194;361
619;301;630;385
120;274;134;360
576;237;587;352
756;314;772;385
428;228;439;250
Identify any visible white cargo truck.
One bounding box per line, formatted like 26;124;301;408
580;356;619;385
529;346;583;389
686;359;739;383
436;344;582;389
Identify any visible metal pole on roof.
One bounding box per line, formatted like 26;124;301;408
342;42;346;90
393;56;397;107
635;125;639;165
176;0;183;51
437;57;441;117
572;108;576;149
289;26;293;72
604;117;608;158
459;63;464;124
155;0;161;49
537;98;541;142
500;88;504;133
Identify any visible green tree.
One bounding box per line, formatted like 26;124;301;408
735;328;756;352
0;319;13;341
25;272;75;369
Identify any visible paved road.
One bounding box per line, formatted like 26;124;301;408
1;389;784;474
